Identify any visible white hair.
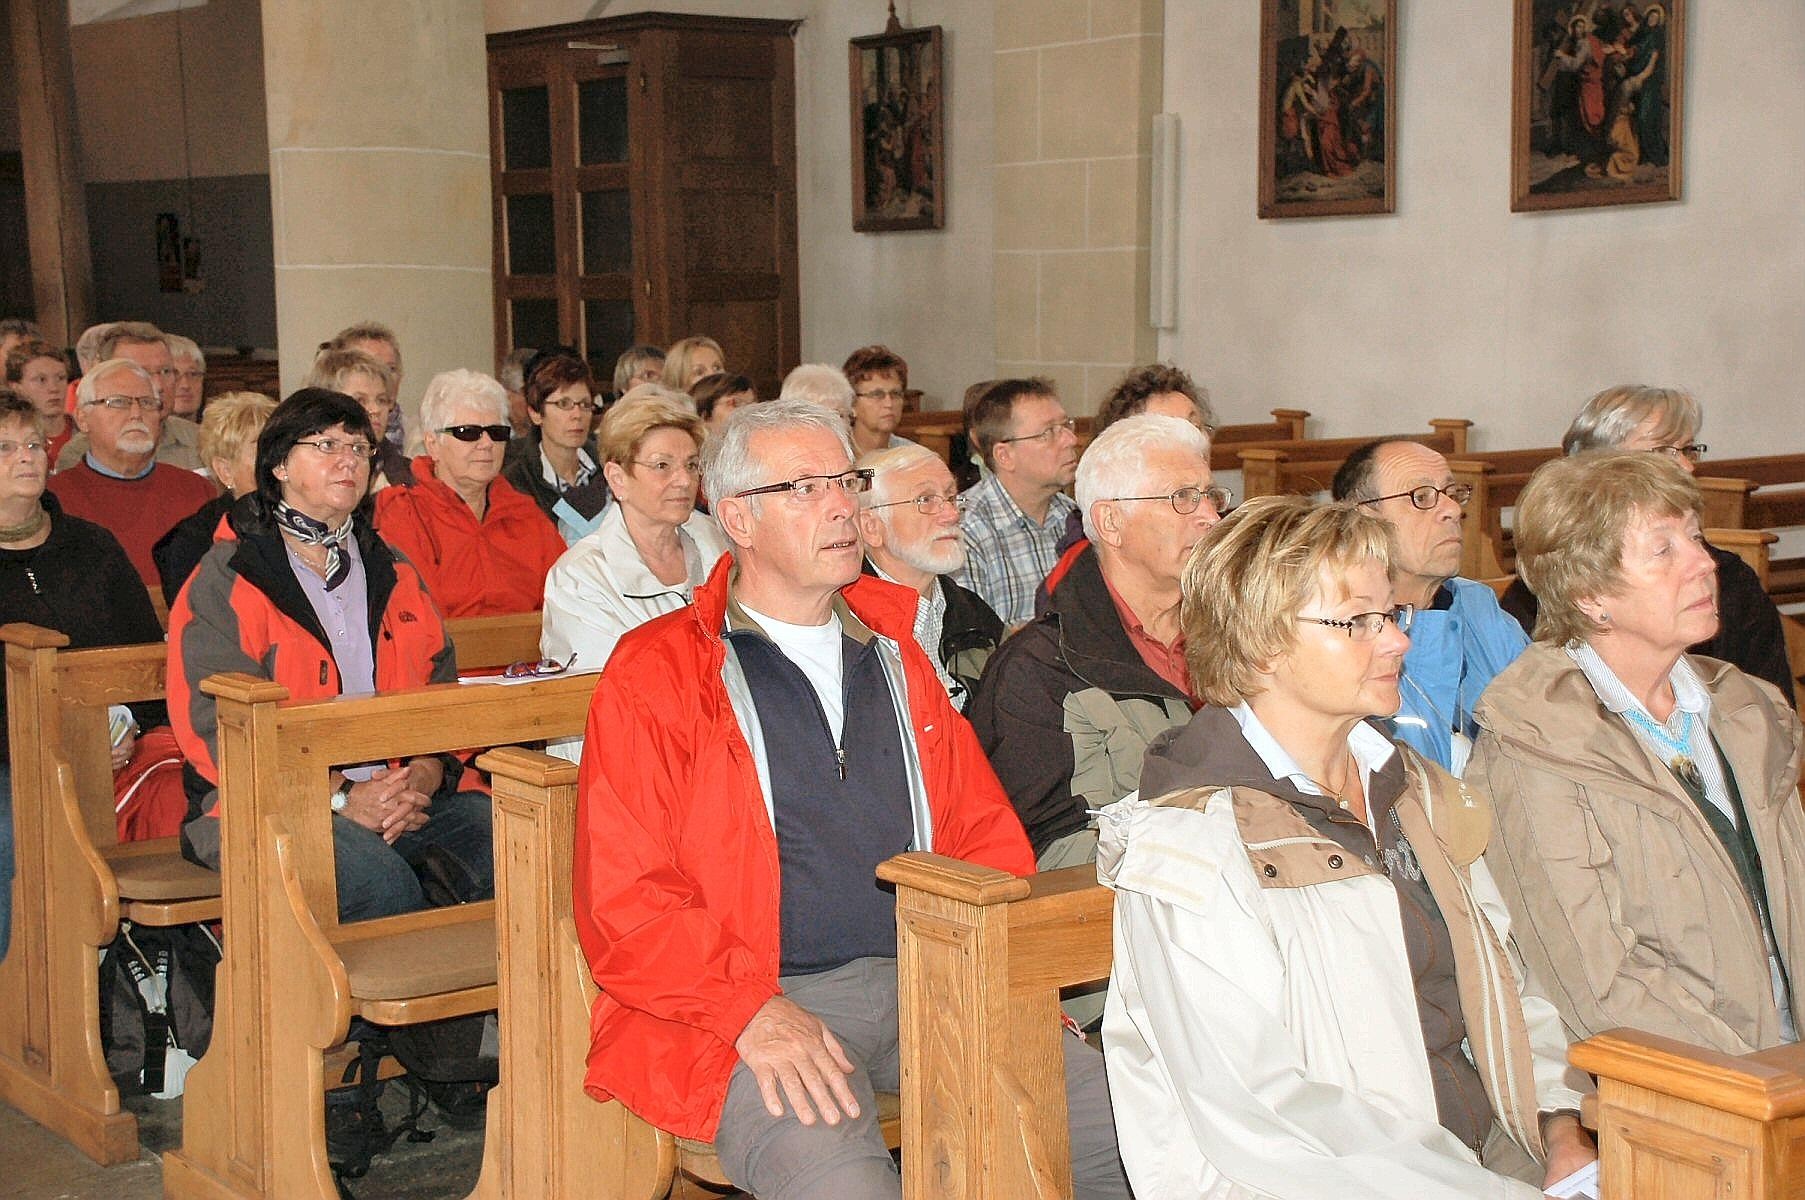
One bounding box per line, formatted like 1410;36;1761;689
855;441;942;508
75;358;155;408
419;368;509;432
166;333;205;369
1075;413;1211;541
777;363;854;418
620;381;697;412
703;397;855;511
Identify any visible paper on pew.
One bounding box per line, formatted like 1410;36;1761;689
1544;1160;1598;1199
457;672;549;686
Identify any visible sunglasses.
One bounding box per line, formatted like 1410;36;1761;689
438;424;513;443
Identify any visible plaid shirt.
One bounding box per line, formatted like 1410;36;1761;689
953;472;1078;625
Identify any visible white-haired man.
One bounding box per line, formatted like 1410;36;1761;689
970;412;1226;873
56;322;204;471
855;442;1002;710
572;399;1127;1200
48;357;218;586
776;362;855;421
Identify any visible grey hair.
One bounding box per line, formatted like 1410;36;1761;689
72;324;113;371
1075;412;1211;541
419;368;509;432
704;396;856;511
166;333;205;370
498;346;533;393
75;358;156;408
855;442;945;528
1562;385;1702;454
98;321;167;360
619;381;697;412
777;363;855;418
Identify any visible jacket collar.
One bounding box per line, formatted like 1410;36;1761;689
224;495;400;657
691;552;924;650
1043;543;1191;702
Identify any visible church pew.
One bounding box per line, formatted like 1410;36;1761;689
159;666;592;1200
898;407;1311;473
0;612;544;1166
881;849;1805;1200
476;744;904;1200
1239;419;1472;500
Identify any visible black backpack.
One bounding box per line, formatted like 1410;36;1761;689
98;920;221;1097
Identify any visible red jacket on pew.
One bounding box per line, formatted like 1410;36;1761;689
572;556;1035;1140
373;456;565;618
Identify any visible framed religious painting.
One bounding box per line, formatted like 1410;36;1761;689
1258;0;1396;219
1512;0;1684;211
849;11;945;232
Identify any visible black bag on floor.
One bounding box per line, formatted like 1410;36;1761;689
385;1012;499;1131
98;920;221;1097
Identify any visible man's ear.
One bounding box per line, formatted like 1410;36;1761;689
855;508;885;551
1091;500;1122;548
715;495;757;550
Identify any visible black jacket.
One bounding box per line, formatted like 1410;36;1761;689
501;430;609;526
967;543;1193;857
153;492;232;607
1502;540;1797;709
860;559;1005;703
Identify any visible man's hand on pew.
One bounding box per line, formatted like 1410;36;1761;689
1539;1111;1597;1197
338;767;434;845
733;995;860;1127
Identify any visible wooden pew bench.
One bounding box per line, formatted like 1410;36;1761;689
1240;419;1472;500
478;746;903;1200
897;407;1310;475
880;850;1805;1200
0;613;544;1166
160;667;592;1200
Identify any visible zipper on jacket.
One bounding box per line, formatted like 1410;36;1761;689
835;747;846;781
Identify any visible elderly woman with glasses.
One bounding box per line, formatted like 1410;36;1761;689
373;368;564;617
1502;384;1796;707
166;388;494;921
1099;494;1595;1199
1471;451;1805;1060
540;393;727;753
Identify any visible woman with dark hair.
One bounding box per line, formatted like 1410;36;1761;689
166;388;494;922
501;347;611;543
0;389;165;959
689;371;758;438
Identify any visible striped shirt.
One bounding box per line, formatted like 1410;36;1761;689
952;472;1077;626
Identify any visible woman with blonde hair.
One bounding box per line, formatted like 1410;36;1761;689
1473;451;1805;1058
153;391;278;604
661;335;724;390
1100;494;1594;1198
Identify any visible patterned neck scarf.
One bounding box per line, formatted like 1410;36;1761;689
273;501;355;590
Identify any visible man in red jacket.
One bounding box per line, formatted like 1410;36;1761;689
573;399;1126;1200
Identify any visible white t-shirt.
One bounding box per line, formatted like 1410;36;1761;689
739;603;846;741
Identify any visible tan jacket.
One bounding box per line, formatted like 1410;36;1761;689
1471;643;1805;1055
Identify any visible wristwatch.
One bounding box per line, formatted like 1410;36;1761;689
330;779;354;813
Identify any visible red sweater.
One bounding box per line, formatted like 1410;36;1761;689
48;460;219;587
373;456;565;617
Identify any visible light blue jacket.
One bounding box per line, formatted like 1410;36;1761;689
1390;577;1529;774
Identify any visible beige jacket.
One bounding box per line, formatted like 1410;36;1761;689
1471;644;1805;1055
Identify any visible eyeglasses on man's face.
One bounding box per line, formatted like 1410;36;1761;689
1361;483;1474;511
1297;605;1417;640
733;468;874;502
293;437;379;461
85;394;163;414
867;491;967;517
1107;485;1235;517
996;418;1077;446
439;424;513;444
1652;442;1707;463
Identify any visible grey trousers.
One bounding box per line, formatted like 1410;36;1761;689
712;956;1129;1200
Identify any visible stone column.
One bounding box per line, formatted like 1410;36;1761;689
10;0;93;344
259;1;493;416
992;0;1162;413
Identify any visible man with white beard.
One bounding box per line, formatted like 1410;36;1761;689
855;443;1003;711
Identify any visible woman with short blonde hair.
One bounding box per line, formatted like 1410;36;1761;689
661;335;724;391
152;392;278;604
541;391;726;758
1101;495;1594;1198
1473;450;1805;1063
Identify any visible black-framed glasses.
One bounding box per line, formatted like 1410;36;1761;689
996;417;1077;446
1107;485;1235;516
1298;605;1417;640
855;387;906;403
733;469;874;502
439;424;512;443
294;437;379;461
542;396;603;413
633;456;701;478
1653;442;1708;463
502;652;577;679
1360;483;1473;511
867;491;967;516
86;394;164;413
